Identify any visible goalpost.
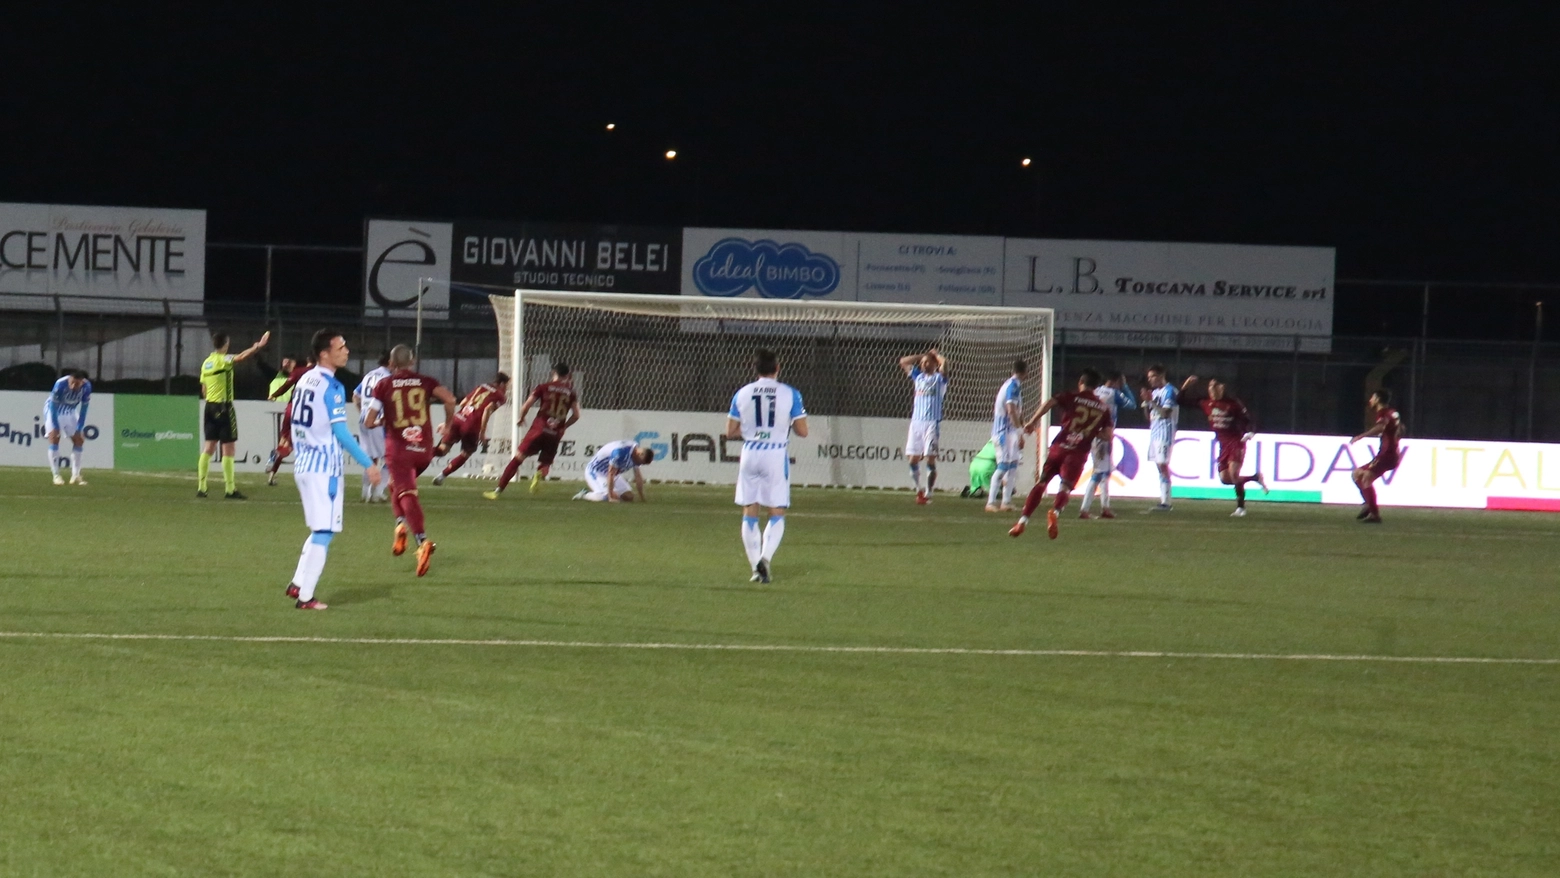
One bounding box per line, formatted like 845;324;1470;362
470;288;1053;491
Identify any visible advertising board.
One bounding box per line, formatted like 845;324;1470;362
0;202;206;310
0;390;115;469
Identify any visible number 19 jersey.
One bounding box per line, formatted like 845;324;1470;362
372;370;443;457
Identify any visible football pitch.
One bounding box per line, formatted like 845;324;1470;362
2;469;1556;876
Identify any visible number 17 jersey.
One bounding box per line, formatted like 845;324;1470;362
729;377;805;450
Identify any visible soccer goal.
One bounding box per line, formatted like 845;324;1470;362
475;288;1053;491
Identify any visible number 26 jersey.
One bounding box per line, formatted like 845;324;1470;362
729;377;805;451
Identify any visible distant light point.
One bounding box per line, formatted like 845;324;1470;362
665;150;678;160
605;123;616;131
1021;157;1032;167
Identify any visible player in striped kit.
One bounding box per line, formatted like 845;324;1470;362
574;439;655;502
353;351;393;503
898;347;947;504
1141;365;1197;511
725;348;809;583
1078;372;1138;519
984;359;1027;513
43;370;92;486
283;330;382;610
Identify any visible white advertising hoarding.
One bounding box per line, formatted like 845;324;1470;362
1003;238;1335;352
363;219;454;318
0;390;115;469
0;203;205;310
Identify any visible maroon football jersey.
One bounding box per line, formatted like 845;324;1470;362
454;383;506;430
1200;397;1251;441
527;380;578;437
372;370;443;456
1375;406;1402;460
1050;391;1113;452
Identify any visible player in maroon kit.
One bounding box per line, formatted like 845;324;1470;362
1350;388;1402;524
431;373;510;484
1010;369;1114;540
367;345;458;576
264;355;312;486
1182;376;1269;517
483;362;583;499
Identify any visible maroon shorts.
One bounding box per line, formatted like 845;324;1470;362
1216;436;1246;471
518;428;563;465
442;419;481;454
385;449;435;494
1041;444;1089;488
1364;454;1398;479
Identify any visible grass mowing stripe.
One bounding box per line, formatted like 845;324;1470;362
3;631;1556;664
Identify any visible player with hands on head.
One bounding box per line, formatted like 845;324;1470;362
1181;375;1269;516
366;344;458;576
1350;388;1403;524
725;348;808;583
898;345;948;504
1010;369;1114;541
485;362;582;500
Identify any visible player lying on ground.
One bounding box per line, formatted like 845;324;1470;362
366;345;458;576
265;355;312;486
1139;365;1196;511
432;373;510;484
1350;388;1402;524
485;362;582;500
43;370;92;486
284;329;382;609
1078;371;1137;519
573;440;655;502
1010;369;1114;541
986;359;1027;513
1180;376;1269;516
726;347;808;583
353;351;392;503
898;346;947;504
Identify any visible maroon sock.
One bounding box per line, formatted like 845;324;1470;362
442;453;469;478
1362;483;1378;514
1052;489;1070;511
497;457;522;490
1021;483;1047;517
1235;482;1246;506
400;490;426;535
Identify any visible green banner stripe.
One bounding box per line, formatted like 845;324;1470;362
1171;486;1322;503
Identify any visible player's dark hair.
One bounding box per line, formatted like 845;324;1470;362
495;372;510;385
1373;388;1393;405
378;350;391;367
1079;368;1102;389
1147;363;1166;376
211;331;230;349
640;447;656;463
311;329;341;358
70;368;89;380
755;348;779;376
1012;358;1028;376
554;362;570;377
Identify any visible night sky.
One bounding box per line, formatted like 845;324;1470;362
6;5;1558;335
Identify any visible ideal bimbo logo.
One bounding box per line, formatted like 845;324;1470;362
692;238;840;299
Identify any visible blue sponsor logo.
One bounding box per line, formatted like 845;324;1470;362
692;238;840;299
634;430;670;462
1114;436;1140;479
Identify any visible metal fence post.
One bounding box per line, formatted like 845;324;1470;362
1528;301;1543;440
163;299;174;394
1290;334;1300;431
54;295;64;374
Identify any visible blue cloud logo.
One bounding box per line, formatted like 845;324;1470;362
693;238;841;299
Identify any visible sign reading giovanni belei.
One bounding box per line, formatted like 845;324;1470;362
0;202;206;308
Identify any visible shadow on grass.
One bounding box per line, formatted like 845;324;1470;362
329;585;396;606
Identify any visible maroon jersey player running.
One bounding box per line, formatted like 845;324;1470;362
1182;376;1269;517
1350;388;1403;524
367;345;457;576
484;362;583;499
1010;369;1114;540
432;373;510;484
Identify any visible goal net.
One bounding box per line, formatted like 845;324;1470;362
474;288;1052;492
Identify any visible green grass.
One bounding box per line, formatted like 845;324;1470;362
1;468;1556;876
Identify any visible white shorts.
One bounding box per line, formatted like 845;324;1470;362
734;448;791;508
359;424;385;460
43;407;81;437
295;471;345;533
1147;431;1175;464
905;421;940;457
586;469;633;498
994;430;1022;467
1090;437;1113;473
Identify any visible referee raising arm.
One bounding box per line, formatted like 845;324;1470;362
198;329;270;499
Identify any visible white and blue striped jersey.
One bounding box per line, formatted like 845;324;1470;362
991;376;1022;438
1094;385;1137;426
908;367;947;423
1149;383;1179;446
354;366;391;423
729;377;806;451
46;377;92;423
587;439;640;479
291;366;350;476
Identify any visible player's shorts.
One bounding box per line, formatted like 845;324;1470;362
358;424;385;460
294;471;345;533
993;430;1022;467
1090;436;1114;474
734;447;791;508
42;406;81;437
1146;427;1176;464
442;419;482;455
1364;453;1399;479
1040;444;1089;489
1216;435;1247;471
905;420;940;457
518;428;563;466
586;469;633;499
385;449;435;496
204;402;238;443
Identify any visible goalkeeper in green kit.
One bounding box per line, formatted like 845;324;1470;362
963;439;999;499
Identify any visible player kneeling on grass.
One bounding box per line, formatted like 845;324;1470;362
726;348;808;583
485;362;581;500
1181;375;1269;517
366;345;458;576
1350;388;1402;524
432;373;510;484
574;440;655;502
1010;369;1114;541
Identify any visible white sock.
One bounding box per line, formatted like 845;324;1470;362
584;490;609;502
761;516;785;561
1159;472;1171;505
986;471;1002;507
362;468;373;500
910;462;922;490
1100;474;1112;509
47;443;59;474
291;539;329;601
1001;469;1015;508
70;448;82;478
1079;475;1099;513
741;516;762;568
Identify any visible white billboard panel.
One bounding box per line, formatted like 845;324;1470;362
0;203;205;310
0;390;115;469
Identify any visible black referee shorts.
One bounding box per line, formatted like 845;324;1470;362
203;402;238;443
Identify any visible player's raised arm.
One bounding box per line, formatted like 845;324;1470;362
233;331;271;364
1180;375;1200;394
1021;394;1061;432
1351;421;1387;444
929;346;947;373
898;352;922;375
